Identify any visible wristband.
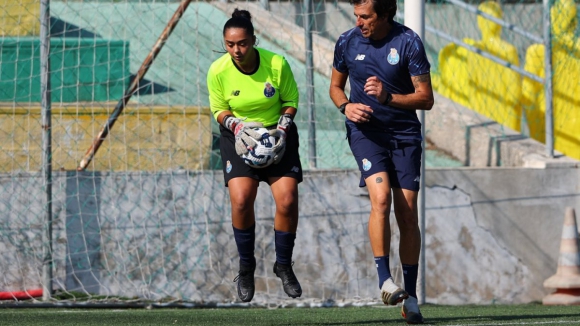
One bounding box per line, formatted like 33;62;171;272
382;92;393;105
222;115;240;133
339;102;349;115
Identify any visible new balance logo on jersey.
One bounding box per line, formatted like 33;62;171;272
355;54;366;61
231;90;240;96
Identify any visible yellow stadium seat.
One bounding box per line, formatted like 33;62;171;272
522;0;580;160
466;1;521;132
436;42;473;109
436;1;521;132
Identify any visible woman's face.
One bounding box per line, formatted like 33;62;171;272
224;27;255;67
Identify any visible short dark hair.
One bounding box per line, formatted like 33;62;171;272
223;8;254;36
350;0;397;22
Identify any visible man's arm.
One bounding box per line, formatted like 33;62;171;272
391;73;434;111
330;67;373;123
365;73;434;111
329;67;350;107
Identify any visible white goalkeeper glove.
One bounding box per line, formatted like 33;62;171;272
223;115;264;156
269;129;286;164
269;113;293;164
277;113;293;134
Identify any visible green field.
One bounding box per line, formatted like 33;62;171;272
1;304;579;325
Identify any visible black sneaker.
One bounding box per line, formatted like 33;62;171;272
233;263;255;302
273;262;302;298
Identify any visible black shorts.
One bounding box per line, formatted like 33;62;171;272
348;129;422;191
219;123;303;187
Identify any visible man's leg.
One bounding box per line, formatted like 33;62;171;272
393;188;424;324
366;172;408;305
346;130;408;304
388;141;424;324
392;188;421;294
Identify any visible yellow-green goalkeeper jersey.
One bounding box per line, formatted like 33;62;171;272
207;48;299;127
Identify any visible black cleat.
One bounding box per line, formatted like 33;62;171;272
402;296;424;324
233;263;255;302
273;262;302;298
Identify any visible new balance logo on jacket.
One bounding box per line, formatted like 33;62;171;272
355;54;365;61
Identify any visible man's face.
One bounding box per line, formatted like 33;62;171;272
354;0;389;40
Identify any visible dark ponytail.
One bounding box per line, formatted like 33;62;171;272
223;8;254;36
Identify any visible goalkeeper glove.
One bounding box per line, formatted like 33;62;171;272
223;115;241;133
223;115;264;156
269;113;293;164
277;113;293;134
269;129;286;164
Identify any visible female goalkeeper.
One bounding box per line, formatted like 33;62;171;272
206;8;302;303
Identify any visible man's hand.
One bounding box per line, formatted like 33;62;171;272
343;102;373;123
364;76;391;104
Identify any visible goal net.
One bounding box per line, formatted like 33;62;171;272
0;0;576;306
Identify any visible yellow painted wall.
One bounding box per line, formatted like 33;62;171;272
1;0;40;36
0;103;213;172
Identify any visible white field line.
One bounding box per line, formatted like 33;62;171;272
438;321;577;326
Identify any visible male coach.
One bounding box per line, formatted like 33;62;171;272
329;0;434;324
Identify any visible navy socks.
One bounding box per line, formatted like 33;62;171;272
375;256;392;289
233;226;296;267
233;224;256;267
402;263;419;298
274;230;296;266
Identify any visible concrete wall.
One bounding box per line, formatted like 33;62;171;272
426;93;580;168
1;160;578;304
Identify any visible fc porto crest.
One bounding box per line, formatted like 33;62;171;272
387;48;400;65
226;160;232;173
362;158;372;171
263;82;276;98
